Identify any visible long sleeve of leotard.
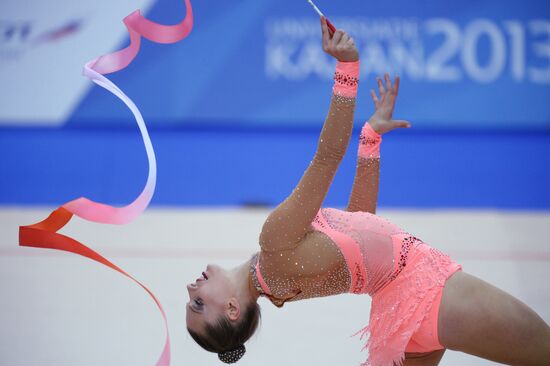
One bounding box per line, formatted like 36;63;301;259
346;149;380;214
259;62;358;252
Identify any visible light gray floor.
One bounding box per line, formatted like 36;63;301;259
1;207;549;366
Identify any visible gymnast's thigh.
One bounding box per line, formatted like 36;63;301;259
437;270;550;366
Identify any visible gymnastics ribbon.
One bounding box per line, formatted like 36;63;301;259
19;1;193;365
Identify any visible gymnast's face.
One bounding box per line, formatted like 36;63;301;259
186;264;238;333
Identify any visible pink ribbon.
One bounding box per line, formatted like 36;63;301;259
19;1;193;365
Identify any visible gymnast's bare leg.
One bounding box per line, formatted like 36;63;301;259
437;270;550;366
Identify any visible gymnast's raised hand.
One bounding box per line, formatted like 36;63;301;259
320;16;359;62
369;74;411;134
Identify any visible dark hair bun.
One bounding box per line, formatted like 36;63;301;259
218;344;246;364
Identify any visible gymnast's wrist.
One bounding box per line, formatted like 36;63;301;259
366;120;384;135
358;122;382;159
333;60;360;98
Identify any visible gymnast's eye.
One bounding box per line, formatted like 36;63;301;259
194;298;204;308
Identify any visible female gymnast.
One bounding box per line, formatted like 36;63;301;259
186;17;550;366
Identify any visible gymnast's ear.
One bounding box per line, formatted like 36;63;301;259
226;297;241;321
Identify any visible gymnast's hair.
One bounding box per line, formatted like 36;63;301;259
187;302;261;364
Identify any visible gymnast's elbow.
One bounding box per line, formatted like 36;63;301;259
314;147;345;165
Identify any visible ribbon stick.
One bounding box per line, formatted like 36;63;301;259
306;0;336;33
19;1;193;365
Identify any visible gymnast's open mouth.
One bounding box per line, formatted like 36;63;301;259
196;270;208;283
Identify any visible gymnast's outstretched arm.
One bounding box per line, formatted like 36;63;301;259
346;74;410;214
259;18;359;252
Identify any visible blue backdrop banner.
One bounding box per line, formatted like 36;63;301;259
3;0;549;129
70;0;550;129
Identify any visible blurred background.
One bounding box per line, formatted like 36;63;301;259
0;0;549;365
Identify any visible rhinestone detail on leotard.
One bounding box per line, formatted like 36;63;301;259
334;71;359;88
390;236;423;282
359;134;379;148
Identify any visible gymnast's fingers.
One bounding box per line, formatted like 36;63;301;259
385;73;393;93
393;119;411;128
331;29;344;46
370;89;379;106
341;33;351;45
377;76;385;96
389;75;401;109
394;75;401;96
320;16;331;47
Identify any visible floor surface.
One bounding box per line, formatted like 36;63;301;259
1;207;549;365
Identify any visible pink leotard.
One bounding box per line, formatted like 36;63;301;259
252;208;461;366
